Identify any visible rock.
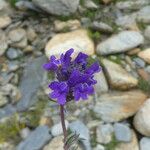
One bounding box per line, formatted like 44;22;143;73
33;0;79;16
69;120;91;150
140;137;150;150
96;123;114;144
54;19;81;32
0;92;8;107
0;30;8;56
144;26;150;40
45;29;94;58
0;142;15;150
84;0;98;9
145;66;150;74
11;37;28;49
96;31;144;55
16;56;47;111
20;128;31;139
6;48;21;60
116;0;149;10
127;48;141;55
133;57;146;68
26;27;37;42
138;48;150;64
93;90;147;122
114;123;132;142
137;69;150;81
91;21;113;33
0;15;11;29
102;0;112;4
137;6;150;23
51;121;69;136
43;136;64;150
115;130;139;150
40;116;53;127
94;71;109;96
17;125;52;150
133;98;150;136
93;144;105;150
0;104;16;119
8;28;26;43
102;59;138;90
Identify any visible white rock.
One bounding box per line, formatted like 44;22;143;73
51;121;69;136
134;98;150;136
140;137;150;150
45;29;94;58
96;31;144;55
102;59;138;90
0;15;11;29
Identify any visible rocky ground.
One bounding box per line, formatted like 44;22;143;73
0;0;150;150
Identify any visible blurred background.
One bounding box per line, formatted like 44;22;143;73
0;0;150;149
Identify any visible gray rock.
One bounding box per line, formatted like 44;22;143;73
33;0;79;16
92;21;113;33
133;57;146;68
0;30;8;56
96;123;114;144
69;120;91;150
144;26;150;40
0;104;16;119
17;126;52;150
16;56;47;111
137;6;150;23
94;71;109;96
93;90;147;122
51;120;69;137
6;48;21;60
0;92;8;107
116;0;150;10
145;65;150;74
96;31;144;55
114;123;132;142
140;137;150;150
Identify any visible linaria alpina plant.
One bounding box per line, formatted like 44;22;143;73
43;48;101;150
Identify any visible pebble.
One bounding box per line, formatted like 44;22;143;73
26;27;37;42
20;127;31;139
0;15;11;29
133;57;146;68
134;99;150;136
140;137;150;150
0;92;8;107
138;48;150;64
144;26;150;40
96;31;144;55
93;144;105;150
6;48;20;60
114;123;132;142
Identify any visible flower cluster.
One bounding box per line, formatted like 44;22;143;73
43;48;101;105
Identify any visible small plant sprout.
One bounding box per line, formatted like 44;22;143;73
43;48;101;150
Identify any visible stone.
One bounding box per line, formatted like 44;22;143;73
92;21;113;33
26;27;37;42
133;57;146;68
43;136;64;150
20;128;31;139
116;0;149;10
102;0;112;4
17;126;52;150
84;0;98;9
144;26;150;40
114;123;132;142
0;142;15;150
51;120;69;136
102;59;138;90
133;99;150;136
115;130;139;150
0;15;11;29
96;123;114;144
0;30;8;56
8;28;26;43
137;6;150;23
16;56;47;111
0;92;8;107
0;104;16;119
93;90;147;122
93;144;105;150
94;71;109;96
33;0;79;16
138;48;150;64
96;31;144;55
54;19;81;32
6;48;20;60
127;48;141;55
69;120;91;150
45;29;94;58
40;116;53;127
145;66;150;74
137;69;150;81
140;137;150;150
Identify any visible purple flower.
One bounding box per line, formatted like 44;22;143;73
43;48;101;105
